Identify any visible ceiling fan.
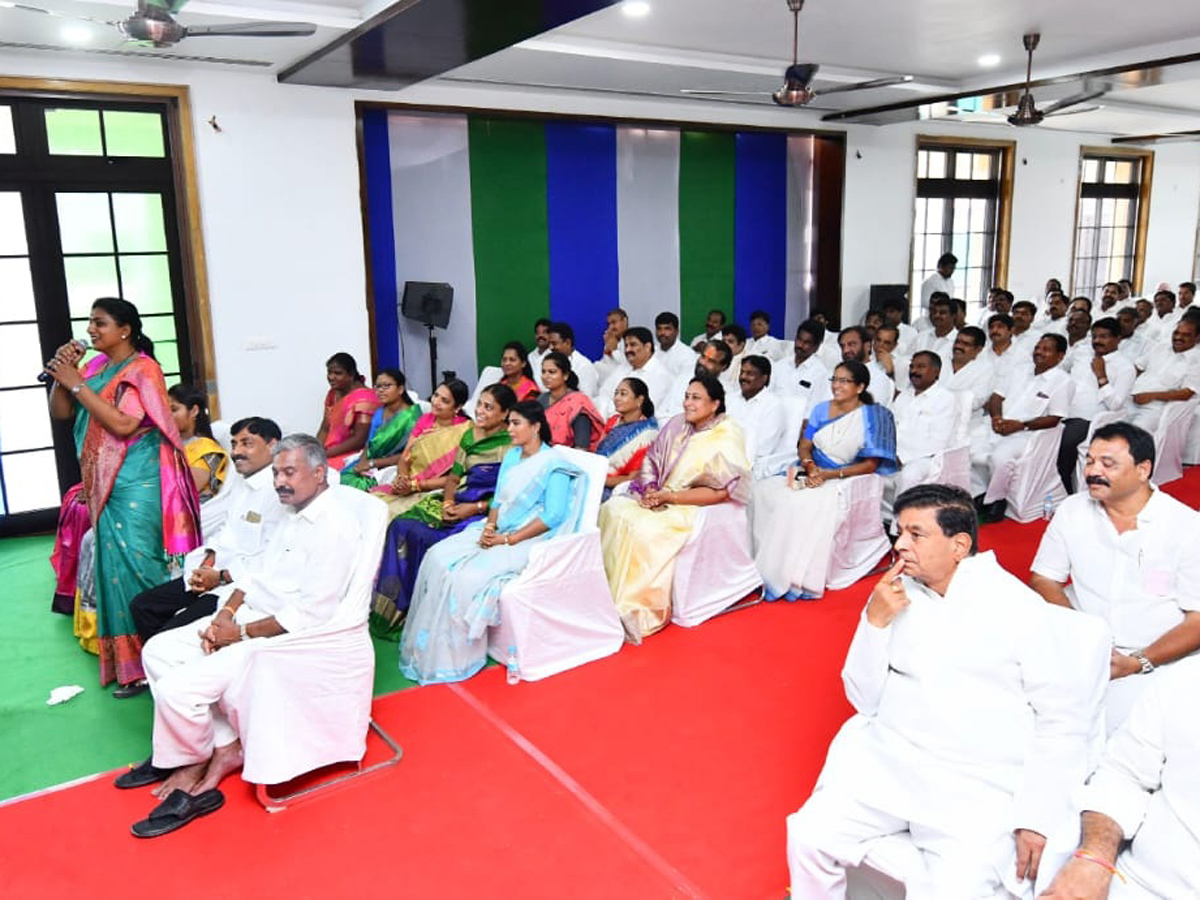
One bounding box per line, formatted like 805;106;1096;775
680;0;912;107
952;33;1107;126
2;0;317;47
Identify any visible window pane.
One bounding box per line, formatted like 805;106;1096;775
0;387;53;452
45;108;103;156
0;322;43;388
917;151;929;179
56;193;114;254
155;340;180;377
0;258;36;323
927;151;947;179
972;153;993;180
1079;198;1098;229
954;152;972;180
1;449;62;514
0;192;28;255
112;193;167;253
102;111;165;158
63;256;120;319
1109;160;1134;184
1082;158;1100;183
0;106;14;154
140;313;179;344
119;255;173;314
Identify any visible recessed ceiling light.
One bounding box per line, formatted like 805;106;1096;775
622;1;651;18
62;24;93;45
977;53;1001;68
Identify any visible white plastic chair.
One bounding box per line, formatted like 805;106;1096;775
465;366;504;418
219;484;397;809
843;603;1111;899
485;447;624;681
887;390;973;511
670;501;762;626
1003;424;1068;523
828;474;892;590
1183;403;1200;465
1151;396;1198;486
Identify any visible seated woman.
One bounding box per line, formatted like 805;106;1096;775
598;374;751;643
539;350;605;450
317;352;379;470
341;368;420;491
373;378;470;519
168;383;229;503
399;400;589;684
499;341;541;402
371;383;516;639
596;376;659;499
752;360;897;600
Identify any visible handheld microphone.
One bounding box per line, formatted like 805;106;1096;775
37;339;89;384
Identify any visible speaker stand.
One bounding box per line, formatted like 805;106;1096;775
425;323;438;395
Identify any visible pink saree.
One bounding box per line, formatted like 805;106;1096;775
323;386;380;469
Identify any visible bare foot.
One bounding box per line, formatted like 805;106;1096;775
152;760;208;799
192;740;244;794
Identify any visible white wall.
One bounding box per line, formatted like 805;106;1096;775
4;54;1198;427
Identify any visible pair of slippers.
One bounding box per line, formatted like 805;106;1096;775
116;757;224;838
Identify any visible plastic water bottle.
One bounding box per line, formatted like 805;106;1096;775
506;645;519;685
1042;492;1055;521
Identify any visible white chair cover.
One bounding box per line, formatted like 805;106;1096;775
465;366;504;418
1151;396;1198;486
827;474;891;591
845;601;1110;900
223;485;389;785
888;391;974;505
486;447;623;681
670;502;761;627
1184;403;1200;465
1004;425;1067;524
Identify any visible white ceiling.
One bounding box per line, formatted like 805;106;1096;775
4;0;1200;139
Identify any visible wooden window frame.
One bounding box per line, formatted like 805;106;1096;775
1070;146;1154;297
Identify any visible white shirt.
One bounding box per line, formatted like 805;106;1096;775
1076;657;1200;898
721;350;746;393
593;336;626;384
1118;330;1154;369
1032;489;1200;652
726;388;788;467
659;368;694;420
658;339;698;378
744;334;788;362
914;328;958;366
595;353;672;419
817;333;843;371
1061;338;1092;373
1068;349;1136;420
567;349;599;399
837;551;1097;839
891;382;958;464
919;272;955;310
235;485;364;634
530;346;550;389
895;321;919;357
996;365;1072;421
688;329;722;350
771;354;831;421
942;355;995;417
1130;344;1200;397
864;360;895;409
185;464;287;580
983;343;1028;396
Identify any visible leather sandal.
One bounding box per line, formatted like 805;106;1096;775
114;757;174;789
131;789;225;838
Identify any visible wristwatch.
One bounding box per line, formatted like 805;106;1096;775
238;623;249;641
70;384;84;395
1130;650;1155;674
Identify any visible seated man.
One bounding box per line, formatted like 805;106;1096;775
117;435;365;836
688;307;725;351
1038;657;1200;899
883;351;958;516
772;319;832;419
744;309;788;361
530;317;552;388
546;321;599;398
880;295;918;356
1126;317;1200;431
594;307;629;383
914;295;958;362
973;334;1070;519
595;325;672;418
942;326;995;422
787;485;1100;898
869;324;908;388
660;339;733;420
720;323;749;391
984;312;1027;394
654;311;698;377
1030;422;1200;734
1062;308;1093;372
725;355;787;474
128;417;285;654
840;325;894;409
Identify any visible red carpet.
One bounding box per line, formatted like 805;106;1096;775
2;471;1196;898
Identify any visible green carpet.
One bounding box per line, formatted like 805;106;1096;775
0;535;416;802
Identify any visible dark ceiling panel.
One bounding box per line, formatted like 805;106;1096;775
278;0;620;89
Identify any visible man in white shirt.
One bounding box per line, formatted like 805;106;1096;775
1056;318;1136;493
942;326;994;421
530;317;552;388
744;310;788;361
983;313;1025;395
1115;307;1153;368
688;308;726;350
1127;317;1200;430
594;307;629;383
660;339;732;419
1178;280;1196;311
120;434;366;821
1097;281;1123;315
1037;292;1069;337
914;295;958;362
1062;308;1093;372
870;324;908;388
1039;657;1200;899
127;417;285;657
726;355;787;474
880;296;918;356
787;485;1103;899
721;323;749;392
1030;422;1200;733
918;252;956;320
772;319;832;421
546;322;599;399
1010;300;1040;358
839;326;894;409
595;326;672;418
653;311;697;377
975;287;1014;327
974;334;1071;517
883;352;959;516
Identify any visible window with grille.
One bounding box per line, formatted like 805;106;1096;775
910;142;1011;318
1072;152;1152;301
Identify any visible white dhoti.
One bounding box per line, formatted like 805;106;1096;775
1127;402;1162;432
981;432;1030;503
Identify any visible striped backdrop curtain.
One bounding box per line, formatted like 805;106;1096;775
361;109;816;394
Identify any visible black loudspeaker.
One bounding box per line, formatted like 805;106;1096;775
869;283;909;310
400;282;454;329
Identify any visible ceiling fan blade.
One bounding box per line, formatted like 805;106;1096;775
816;74;913;96
1041;89;1107;115
680;89;774;96
182;21;317;38
0;2;111;26
1112;129;1200;145
1045;104;1104;118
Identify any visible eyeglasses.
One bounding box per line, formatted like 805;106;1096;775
829;376;856;385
